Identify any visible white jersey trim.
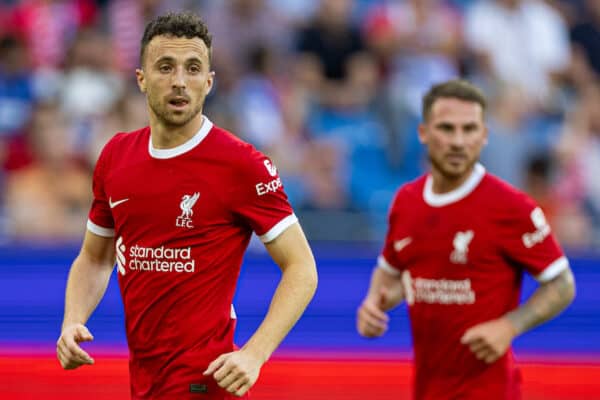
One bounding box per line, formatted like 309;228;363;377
423;163;486;207
230;304;237;320
148;116;213;159
259;213;298;243
535;256;570;282
87;219;115;237
377;255;401;276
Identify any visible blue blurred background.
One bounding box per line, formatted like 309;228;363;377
1;243;599;359
1;0;600;383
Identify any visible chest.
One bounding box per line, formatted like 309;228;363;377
104;158;231;236
391;206;504;278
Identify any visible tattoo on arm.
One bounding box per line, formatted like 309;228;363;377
506;268;576;336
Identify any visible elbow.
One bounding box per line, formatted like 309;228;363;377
299;259;318;300
306;260;318;297
565;278;576;306
560;268;576;309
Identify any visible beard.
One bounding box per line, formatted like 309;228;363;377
147;93;204;127
428;153;478;181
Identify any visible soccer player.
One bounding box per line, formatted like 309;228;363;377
56;12;318;399
356;79;576;399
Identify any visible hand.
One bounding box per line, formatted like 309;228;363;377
203;349;263;397
56;323;95;369
460;317;518;364
356;288;390;338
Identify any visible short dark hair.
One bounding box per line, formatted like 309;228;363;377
140;12;212;65
422;79;487;121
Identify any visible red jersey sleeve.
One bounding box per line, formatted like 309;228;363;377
231;149;296;243
500;193;568;282
378;190;404;276
86;139;115;237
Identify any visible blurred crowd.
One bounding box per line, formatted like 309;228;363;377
0;0;599;248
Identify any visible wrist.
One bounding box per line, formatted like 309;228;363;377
240;343;270;365
61;319;84;331
503;314;521;337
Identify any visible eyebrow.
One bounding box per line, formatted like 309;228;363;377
154;56;204;65
435;122;455;129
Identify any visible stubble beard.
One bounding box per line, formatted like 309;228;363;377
148;95;204;128
429;153;478;182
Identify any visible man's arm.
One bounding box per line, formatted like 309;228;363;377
506;267;576;335
204;223;317;396
461;267;576;364
56;230;115;369
357;266;405;338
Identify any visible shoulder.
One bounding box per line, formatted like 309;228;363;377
99;126;149;158
481;173;532;202
480;173;538;216
209;125;264;164
389;175;427;212
208;125;277;182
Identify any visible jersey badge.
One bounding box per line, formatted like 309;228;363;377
450;230;474;264
176;192;200;228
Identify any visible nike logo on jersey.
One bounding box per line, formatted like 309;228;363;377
394;237;412;252
109;197;129;208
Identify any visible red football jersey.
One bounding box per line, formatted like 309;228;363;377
87;117;297;399
378;164;568;400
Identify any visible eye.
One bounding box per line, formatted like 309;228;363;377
437;123;454;133
188;64;201;73
463;124;478;134
159;64;172;73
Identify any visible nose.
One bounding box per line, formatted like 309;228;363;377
450;131;466;148
172;67;186;90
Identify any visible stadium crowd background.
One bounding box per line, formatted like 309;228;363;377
0;0;599;248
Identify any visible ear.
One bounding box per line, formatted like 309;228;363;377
206;71;215;96
417;123;427;144
135;68;146;93
482;124;489;146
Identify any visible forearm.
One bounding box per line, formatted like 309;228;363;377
367;267;404;311
62;254;114;329
505;268;576;336
242;262;317;363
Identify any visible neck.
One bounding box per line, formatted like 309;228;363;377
149;112;204;149
430;165;475;194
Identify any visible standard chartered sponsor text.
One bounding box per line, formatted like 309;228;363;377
128;244;195;273
413;277;475;304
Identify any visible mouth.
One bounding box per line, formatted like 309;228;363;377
167;97;190;110
445;154;468;164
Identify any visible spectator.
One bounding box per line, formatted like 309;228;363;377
464;0;571;109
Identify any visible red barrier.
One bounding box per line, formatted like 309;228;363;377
2;354;599;399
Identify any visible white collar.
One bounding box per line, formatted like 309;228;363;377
148;116;213;159
423;163;486;207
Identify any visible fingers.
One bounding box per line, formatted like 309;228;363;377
56;325;95;370
203;353;227;376
461;330;501;364
473;345;500;364
222;370;248;393
234;382;252;397
205;353;258;396
357;304;389;337
74;325;94;343
466;338;488;354
460;327;479;345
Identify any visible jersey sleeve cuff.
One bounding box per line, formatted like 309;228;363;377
259;213;298;243
87;219;115;237
377;255;401;276
535;256;569;282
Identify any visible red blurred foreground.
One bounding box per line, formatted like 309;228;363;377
2;354;599;399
